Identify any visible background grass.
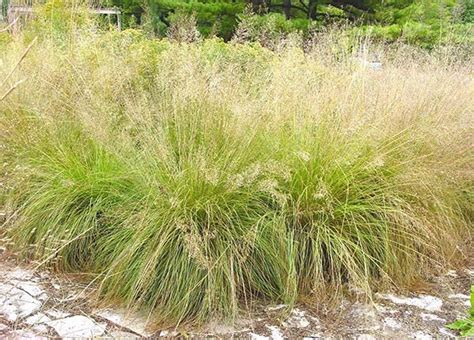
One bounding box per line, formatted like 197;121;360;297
0;11;473;326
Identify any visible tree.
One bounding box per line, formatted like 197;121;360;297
308;0;317;19
283;0;291;19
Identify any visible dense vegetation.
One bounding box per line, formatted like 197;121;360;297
2;0;473;46
0;2;473;327
96;0;474;46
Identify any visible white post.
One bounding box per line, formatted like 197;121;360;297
0;0;4;21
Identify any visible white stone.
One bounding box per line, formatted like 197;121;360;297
9;329;46;339
267;304;287;311
5;268;33;280
0;323;8;331
412;331;433;340
446;270;458;277
384;317;402;329
46;315;106;338
0;282;42;321
282;308;310;328
266;325;284;340
448;293;470;300
25;312;51;325
376;294;443;312
250;333;269;340
308;315;321;325
159;330;179;336
16;281;44;297
446;293;471;307
420;313;446;322
95;308;153;336
37;292;48;302
45;309;70;319
349;303;380;331
357;335;377;340
438;327;456;337
351;303;378;318
32;323;49;333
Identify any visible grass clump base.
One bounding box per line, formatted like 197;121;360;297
1;19;473;326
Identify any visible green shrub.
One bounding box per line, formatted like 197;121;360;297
233;12;311;47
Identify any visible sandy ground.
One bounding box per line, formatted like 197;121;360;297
0;250;472;339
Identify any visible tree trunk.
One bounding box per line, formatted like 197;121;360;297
251;0;266;14
308;0;317;20
283;0;291;19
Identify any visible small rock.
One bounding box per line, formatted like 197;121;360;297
420;313;446;322
37;292;48;302
384;317;402;329
267;304;287;311
46;315;106;338
448;293;470;299
308;315;321;325
8;329;46;339
376;294;443;312
350;303;378;318
412;331;433;339
349;303;381;331
16;281;44;297
5;268;33;280
0;283;42;321
160;329;179;336
282;308;310;328
266;325;284;340
357;335;377;340
438;327;456;337
95;308;153;337
44;309;70;319
446;270;458;277
250;333;269;340
25;312;51;325
447;294;471;307
32;323;49;333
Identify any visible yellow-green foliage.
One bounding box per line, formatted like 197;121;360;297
22;0;93;41
0;16;473;326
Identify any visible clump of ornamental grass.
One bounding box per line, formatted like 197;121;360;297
0;10;473;326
